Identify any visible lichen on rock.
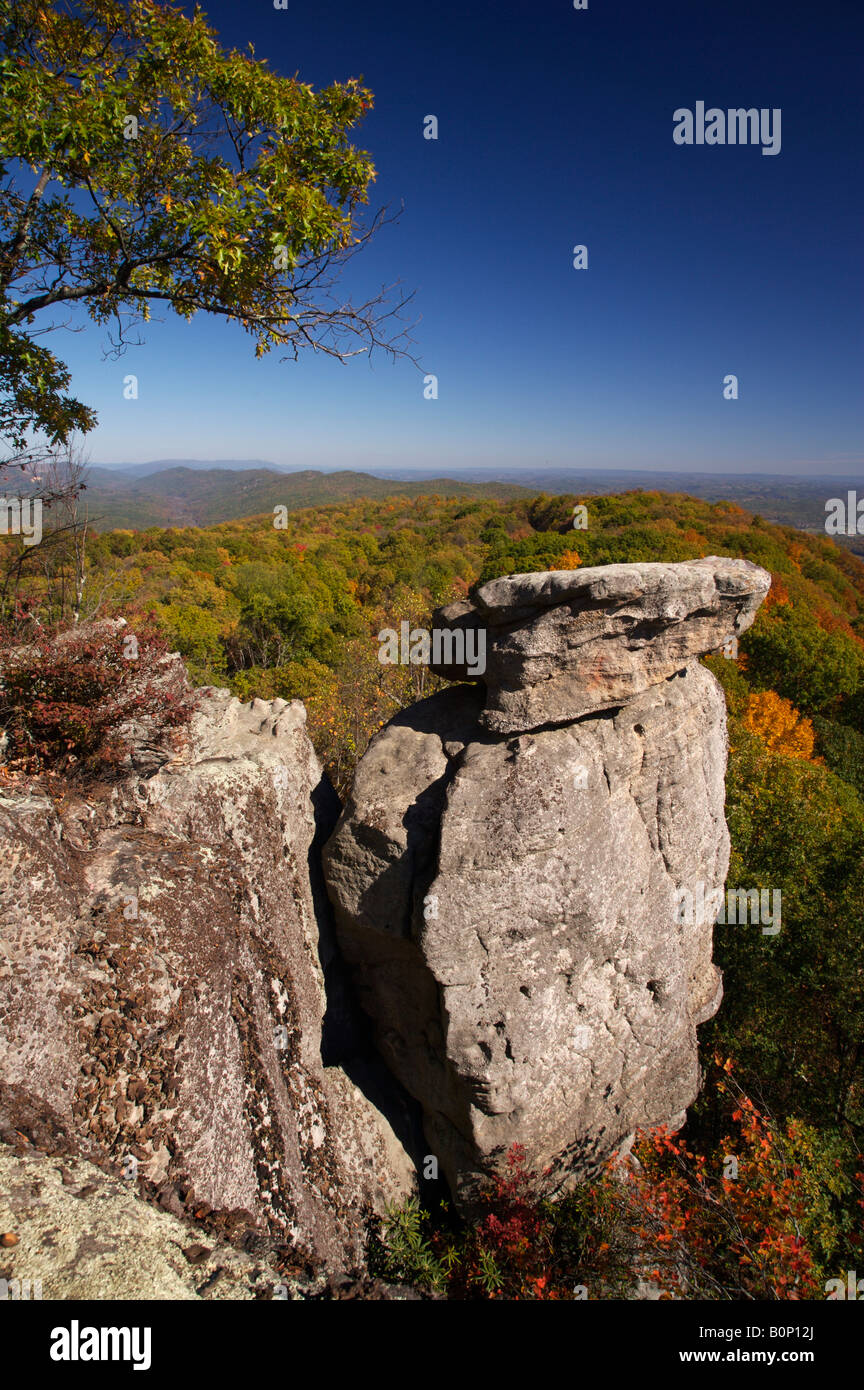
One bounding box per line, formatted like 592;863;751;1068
0;678;415;1275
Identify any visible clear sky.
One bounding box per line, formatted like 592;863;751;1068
50;0;864;475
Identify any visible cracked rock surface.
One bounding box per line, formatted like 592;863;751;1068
430;556;771;732
0;1143;283;1301
0;682;414;1274
323;558;771;1202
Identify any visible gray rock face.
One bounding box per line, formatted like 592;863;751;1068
431;556;771;733
0;681;414;1271
323;558;770;1201
0;1140;423;1301
0;1143;283;1301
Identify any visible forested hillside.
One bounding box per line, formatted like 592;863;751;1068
63;487;864;784
81;466;532;531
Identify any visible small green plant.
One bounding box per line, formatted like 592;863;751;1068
375;1072;860;1301
380;1196;451;1294
473;1247;504;1295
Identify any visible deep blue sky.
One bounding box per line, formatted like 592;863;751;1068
54;0;863;474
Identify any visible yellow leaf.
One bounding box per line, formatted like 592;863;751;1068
743;691;817;760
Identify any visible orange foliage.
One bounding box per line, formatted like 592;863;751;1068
787;542;806;571
606;1081;821;1300
743;690;816;760
557;549;581;570
764;577;790;609
389;1067;827;1300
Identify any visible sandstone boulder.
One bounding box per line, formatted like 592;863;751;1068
324;559;771;1201
431;556;771;732
0;681;414;1271
0;1142;283;1301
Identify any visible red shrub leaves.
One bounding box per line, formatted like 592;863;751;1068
479;1144;547;1259
382;1066;845;1300
604;1093;821;1299
0;617;195;777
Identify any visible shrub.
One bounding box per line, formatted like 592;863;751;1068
376;1069;859;1300
380;1144;558;1299
0;617;195;777
599;1082;819;1299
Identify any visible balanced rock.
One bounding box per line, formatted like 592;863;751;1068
323;558;771;1201
431;556;771;732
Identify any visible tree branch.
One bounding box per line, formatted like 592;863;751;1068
0;169;51;291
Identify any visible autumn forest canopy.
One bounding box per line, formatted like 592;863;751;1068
3;481;864;1294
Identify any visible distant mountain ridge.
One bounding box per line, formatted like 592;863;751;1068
81;461;864;537
82;466;533;530
95;458;280;476
376;468;864;533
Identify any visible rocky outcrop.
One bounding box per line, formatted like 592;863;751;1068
0;681;415;1273
0;1136;426;1301
0;1142;283;1301
0;555;772;1277
430;557;770;731
323;558;771;1202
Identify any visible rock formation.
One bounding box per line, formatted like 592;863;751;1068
0;676;415;1273
0;1141;284;1301
323;557;771;1202
0;555;772;1285
0;1139;421;1301
429;557;769;730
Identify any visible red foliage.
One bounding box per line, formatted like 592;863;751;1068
600;1062;822;1300
397;1066;832;1301
478;1144;547;1260
0;616;195;777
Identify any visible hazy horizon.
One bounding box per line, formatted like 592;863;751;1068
91;459;864;481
